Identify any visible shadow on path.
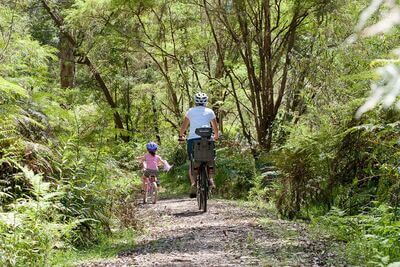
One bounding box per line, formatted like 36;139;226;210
118;223;276;256
172;211;204;217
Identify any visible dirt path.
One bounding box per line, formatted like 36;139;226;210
81;198;341;266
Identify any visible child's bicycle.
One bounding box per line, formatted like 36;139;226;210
143;175;158;204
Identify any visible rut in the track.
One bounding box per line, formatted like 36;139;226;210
80;198;342;266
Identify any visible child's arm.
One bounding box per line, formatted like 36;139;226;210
157;155;164;166
136;155;146;168
136;155;145;162
157;156;172;171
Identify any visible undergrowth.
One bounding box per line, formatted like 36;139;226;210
312;204;400;266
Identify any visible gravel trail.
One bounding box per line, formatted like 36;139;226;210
80;198;341;266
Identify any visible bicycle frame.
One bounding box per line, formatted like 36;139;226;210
191;127;215;212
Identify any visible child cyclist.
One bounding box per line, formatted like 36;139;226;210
137;142;171;194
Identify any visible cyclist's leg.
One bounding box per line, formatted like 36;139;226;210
141;175;147;193
142;176;149;203
210;145;216;188
207;165;216;188
142;169;152;192
187;139;196;187
149;171;158;188
150;176;158;204
189;166;196;187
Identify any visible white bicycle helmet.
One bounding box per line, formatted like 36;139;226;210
194;92;208;105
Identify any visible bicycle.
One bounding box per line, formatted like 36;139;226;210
191;127;215;212
143;175;158;204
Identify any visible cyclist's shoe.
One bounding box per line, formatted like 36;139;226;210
209;178;216;189
156;180;160;187
141;189;145;194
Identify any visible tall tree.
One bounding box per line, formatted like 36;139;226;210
204;0;330;150
40;0;128;141
59;0;75;88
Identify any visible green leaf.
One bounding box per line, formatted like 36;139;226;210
0;77;27;97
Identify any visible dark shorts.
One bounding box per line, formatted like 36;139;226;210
143;169;158;178
187;138;201;160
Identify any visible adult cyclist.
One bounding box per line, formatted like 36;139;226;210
178;92;219;196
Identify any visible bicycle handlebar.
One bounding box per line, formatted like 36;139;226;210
178;135;220;143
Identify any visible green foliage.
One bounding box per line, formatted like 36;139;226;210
273;106;400;218
2;0;400;264
51;228;136;266
314;204;400;265
0;166;75;267
331;119;400;213
273;114;338;218
158;141;256;199
214;145;256;199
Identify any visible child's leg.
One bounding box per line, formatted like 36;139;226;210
153;177;158;190
142;176;147;192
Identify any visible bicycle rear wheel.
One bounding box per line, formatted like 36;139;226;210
200;165;208;212
197;173;202;210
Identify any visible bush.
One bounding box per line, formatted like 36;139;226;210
273;121;337;218
214;145;256;199
273;107;400;219
314;204;400;265
158;140;257;199
0;167;74;266
331;122;400;213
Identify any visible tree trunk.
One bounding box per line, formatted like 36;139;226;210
59;19;75;87
40;0;128;142
151;94;161;144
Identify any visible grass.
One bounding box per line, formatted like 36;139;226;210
158;164;192;198
51;229;136;266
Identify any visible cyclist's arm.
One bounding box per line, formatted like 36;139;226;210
179;116;189;138
211;118;219;140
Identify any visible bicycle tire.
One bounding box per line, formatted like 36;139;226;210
197;172;202;210
200;164;208;212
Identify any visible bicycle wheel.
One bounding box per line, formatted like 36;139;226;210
197;172;202;210
200;165;208;212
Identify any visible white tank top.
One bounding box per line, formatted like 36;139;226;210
185;106;216;140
